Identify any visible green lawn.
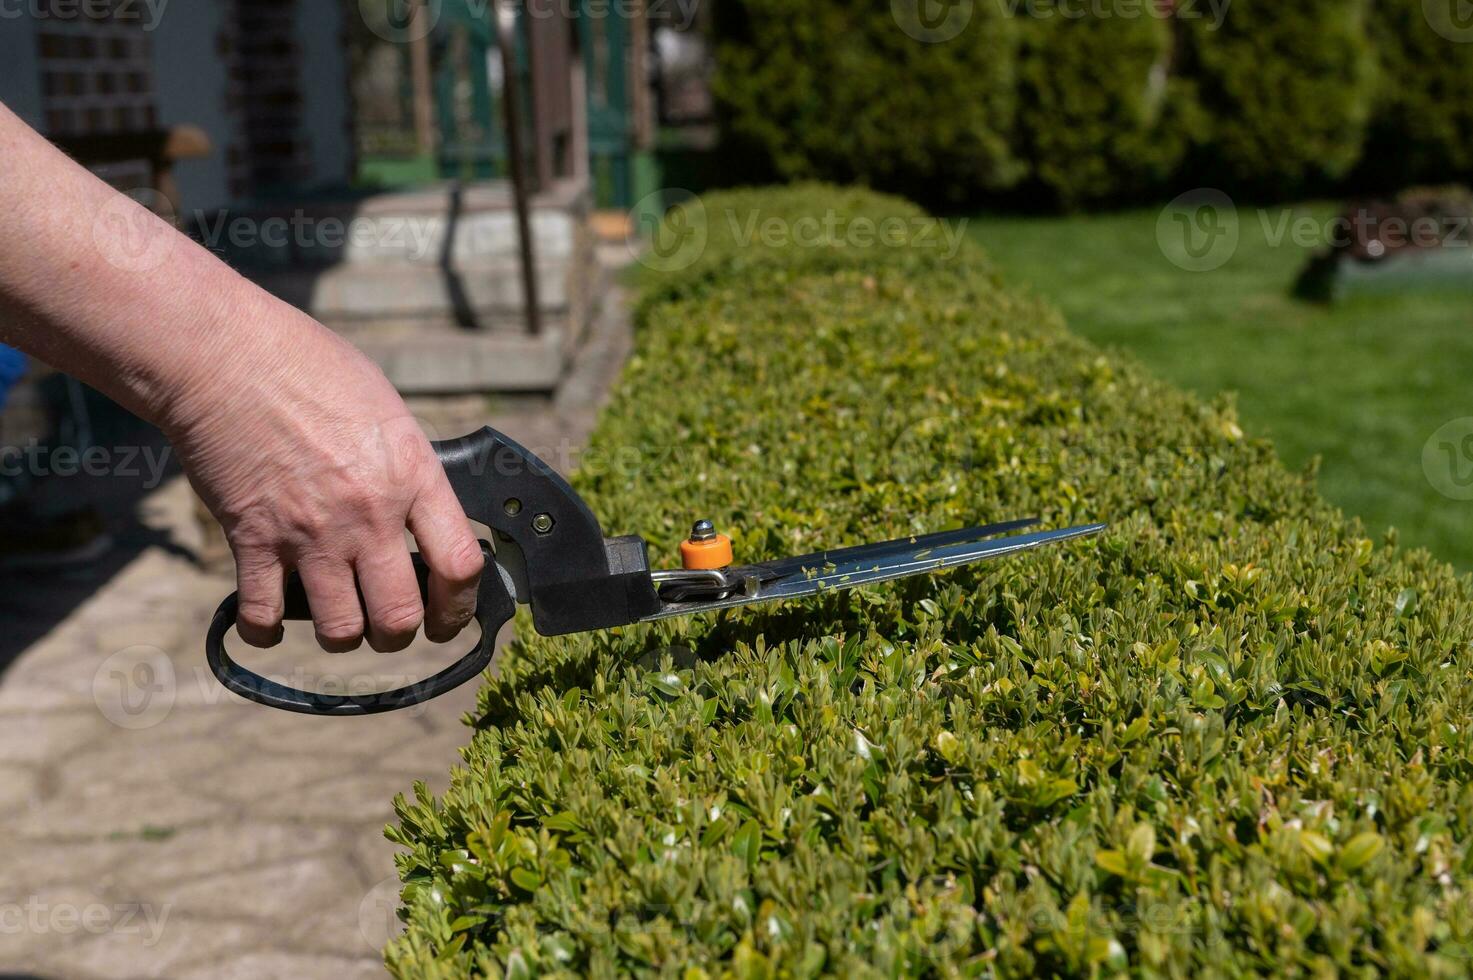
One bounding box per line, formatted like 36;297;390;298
967;204;1473;569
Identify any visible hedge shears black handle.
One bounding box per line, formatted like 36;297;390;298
206;426;659;716
206;426;1106;716
205;541;512;716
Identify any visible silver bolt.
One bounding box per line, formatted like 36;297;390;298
690;519;716;542
532;513;555;534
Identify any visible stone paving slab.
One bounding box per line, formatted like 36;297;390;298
0;286;631;978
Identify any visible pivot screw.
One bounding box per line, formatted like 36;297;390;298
689;519;717;542
532;513;555;535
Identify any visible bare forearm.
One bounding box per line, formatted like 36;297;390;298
0;101;483;653
0;101;306;435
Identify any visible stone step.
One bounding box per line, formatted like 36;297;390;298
355;327;570;394
318;259;608;343
198;179;589;270
252;257;578;322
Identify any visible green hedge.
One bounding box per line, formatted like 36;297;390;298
1016;14;1201;209
386;186;1473;976
1358;0;1473;190
710;1;1023;208
1181;0;1375;195
711;1;1466;206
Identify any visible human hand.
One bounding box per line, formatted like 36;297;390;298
168;303;484;653
0;104;482;651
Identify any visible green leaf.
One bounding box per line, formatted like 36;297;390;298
649;672;685;697
933;730;962;764
732;819;762;872
1095;849;1130;878
1395;587;1418;619
448;915;485;933
1300;831;1334;866
543;811;579;833
509;867;543;892
1127;823;1157;864
1338;832;1385;872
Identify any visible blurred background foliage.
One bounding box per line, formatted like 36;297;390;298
711;0;1464;211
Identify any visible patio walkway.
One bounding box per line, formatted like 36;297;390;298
0;285;632;979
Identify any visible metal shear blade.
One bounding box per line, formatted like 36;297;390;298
645;520;1107;619
206;426;1110;716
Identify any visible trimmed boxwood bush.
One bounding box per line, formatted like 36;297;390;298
1357;0;1473;190
710;1;1023;208
386;186;1473;976
1016;14;1201;209
1180;0;1375;196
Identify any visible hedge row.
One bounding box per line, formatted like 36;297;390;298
1178;0;1375;197
709;0;1023;206
386;186;1473;976
1016;13;1201;209
713;1;1454;208
1358;0;1473;190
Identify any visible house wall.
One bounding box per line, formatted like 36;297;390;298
1;0;353;213
150;0;233;213
0;18;44;129
297;0;354;188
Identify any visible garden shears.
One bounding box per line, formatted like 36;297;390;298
206;427;1105;715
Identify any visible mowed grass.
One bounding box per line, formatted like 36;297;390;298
967;204;1473;569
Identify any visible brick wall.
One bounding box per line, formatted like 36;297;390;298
222;0;311;200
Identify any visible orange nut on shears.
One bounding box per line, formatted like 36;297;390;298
680;533;734;570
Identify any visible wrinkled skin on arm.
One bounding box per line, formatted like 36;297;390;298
0;101;483;652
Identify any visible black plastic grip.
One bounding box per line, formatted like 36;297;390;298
205;542;515;716
203;426;651;715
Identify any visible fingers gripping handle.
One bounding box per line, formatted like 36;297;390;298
205;543;514;716
207;426;580;715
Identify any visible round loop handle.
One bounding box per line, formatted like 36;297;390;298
205;544;513;715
